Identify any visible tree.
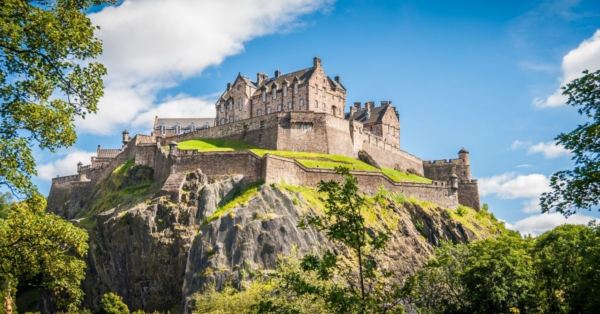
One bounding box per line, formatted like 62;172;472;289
0;0;111;197
540;69;600;217
97;292;129;314
263;167;403;313
0;194;89;311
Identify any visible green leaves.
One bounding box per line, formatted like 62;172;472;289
541;69;600;216
0;0;113;197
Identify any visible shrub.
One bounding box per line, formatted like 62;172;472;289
415;220;425;233
97;292;129;314
457;205;468;217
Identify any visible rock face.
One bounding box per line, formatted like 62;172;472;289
358;149;381;169
50;164;502;313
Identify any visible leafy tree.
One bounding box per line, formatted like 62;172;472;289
541;69;600;216
262;167;403;313
534;222;600;314
0;194;89;311
0;0;111;197
97;292;129;314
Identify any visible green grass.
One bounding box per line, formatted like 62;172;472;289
203;180;265;225
178;139;431;184
445;205;509;239
178;139;257;151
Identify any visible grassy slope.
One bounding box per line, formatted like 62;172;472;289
178;139;431;184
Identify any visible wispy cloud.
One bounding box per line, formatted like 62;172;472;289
511;140;570;159
78;0;335;135
37;149;96;180
478;172;551;213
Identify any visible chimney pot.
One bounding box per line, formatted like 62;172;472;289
313;56;322;68
334;75;340;83
354;102;361;109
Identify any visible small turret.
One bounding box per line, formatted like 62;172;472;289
169;141;178;157
77;161;83;173
450;173;459;190
458;147;469;165
122;129;131;146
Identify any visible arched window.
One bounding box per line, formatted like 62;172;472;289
283;86;288;97
300;99;304;107
277;104;282;112
288;102;292;109
267;107;272;114
257;109;262;116
294;83;298;94
262;90;266;103
314;100;318;108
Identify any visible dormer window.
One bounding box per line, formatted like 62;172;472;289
262;90;266;102
220;103;224;113
190;124;196;132
272;87;277;100
175;124;181;134
294;83;298;94
160;124;166;135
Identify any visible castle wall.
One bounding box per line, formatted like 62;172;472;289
423;158;470;182
262;154;458;209
172;150;263;183
47;175;80;214
458;180;480;210
361;136;424;175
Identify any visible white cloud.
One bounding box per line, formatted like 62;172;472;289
37;149;96;181
510;140;570;159
79;0;334;135
512;213;595;236
478;172;551;213
534;29;600;107
517;164;533;168
478;172;551;199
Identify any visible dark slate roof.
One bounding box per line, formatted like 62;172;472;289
252;67;315;96
155;118;214;129
328;76;346;91
345;105;392;124
459;147;469;154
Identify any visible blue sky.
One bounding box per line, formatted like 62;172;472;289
33;0;600;235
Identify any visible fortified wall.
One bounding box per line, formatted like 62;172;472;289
47;131;478;217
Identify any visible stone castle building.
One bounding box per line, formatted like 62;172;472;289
48;57;480;216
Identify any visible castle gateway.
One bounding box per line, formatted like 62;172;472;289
49;57;480;214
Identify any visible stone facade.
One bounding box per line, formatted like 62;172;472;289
152;117;214;137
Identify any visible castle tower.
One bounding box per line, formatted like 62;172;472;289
458;147;469;165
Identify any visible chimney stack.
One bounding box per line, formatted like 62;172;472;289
313;56;322;69
354;102;361;110
227;82;232;91
366;101;374;112
334;75;341;83
350;106;357;116
275;70;281;78
257;73;268;86
381;101;389;107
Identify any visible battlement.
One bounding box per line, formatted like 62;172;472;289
423;158;464;165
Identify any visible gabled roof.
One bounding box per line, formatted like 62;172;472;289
234;73;257;88
252;67;315;96
154;118;214;129
345;104;393;124
328;76;346;91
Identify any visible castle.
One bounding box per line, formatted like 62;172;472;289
48;57;480;216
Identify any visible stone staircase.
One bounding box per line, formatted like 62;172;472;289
159;172;186;202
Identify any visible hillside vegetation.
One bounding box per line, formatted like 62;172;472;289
178;139;431;183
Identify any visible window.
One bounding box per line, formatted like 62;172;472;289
220;103;224;113
272;87;277;100
314;85;318;94
322;88;326;97
262;90;266;102
322;103;325;110
314;100;318;108
294;83;298;94
300;99;304;107
229;101;233;111
238;99;243;110
220;118;225;124
288;102;292;109
277;104;282;112
190;125;196;132
257;109;262;116
175;124;181;134
267;107;272;114
283;86;288;97
229;116;233;123
160;124;166;135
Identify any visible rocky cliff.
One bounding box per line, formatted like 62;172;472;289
50;159;504;313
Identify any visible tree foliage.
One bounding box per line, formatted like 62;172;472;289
0;194;89;311
405;222;600;313
541;69;600;216
0;0;111;196
97;292;129;314
260;167;404;313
